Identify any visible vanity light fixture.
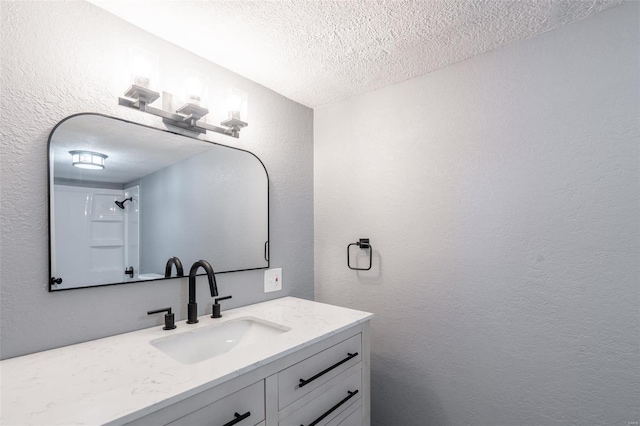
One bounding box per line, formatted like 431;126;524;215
118;48;248;138
69;150;107;170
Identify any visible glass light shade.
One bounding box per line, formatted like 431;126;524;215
181;70;208;107
129;47;159;90
70;150;107;170
225;88;248;121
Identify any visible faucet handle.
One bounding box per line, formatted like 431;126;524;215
147;307;177;330
211;296;232;318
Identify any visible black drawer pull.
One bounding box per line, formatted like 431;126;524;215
299;352;358;388
302;390;359;426
222;411;250;426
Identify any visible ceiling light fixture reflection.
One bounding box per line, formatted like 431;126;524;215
69;150;108;170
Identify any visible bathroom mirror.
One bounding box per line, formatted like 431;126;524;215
48;113;269;291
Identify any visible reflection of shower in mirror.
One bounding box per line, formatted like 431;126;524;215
52;184;140;289
115;197;133;209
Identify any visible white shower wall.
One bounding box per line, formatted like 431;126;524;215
53;184;140;289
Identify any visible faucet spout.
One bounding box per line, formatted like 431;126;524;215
186;260;218;324
164;257;184;278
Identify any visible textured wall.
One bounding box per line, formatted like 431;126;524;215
315;3;639;425
0;2;313;359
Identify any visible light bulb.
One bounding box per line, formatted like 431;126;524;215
129;47;158;90
181;69;208;107
185;76;203;105
132;56;152;88
226;94;242;119
225;88;247;121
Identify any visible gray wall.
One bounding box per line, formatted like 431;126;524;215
314;3;639;425
0;1;313;359
139;146;268;274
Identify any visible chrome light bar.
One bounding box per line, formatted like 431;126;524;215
118;85;248;138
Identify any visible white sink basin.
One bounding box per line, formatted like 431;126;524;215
150;318;290;364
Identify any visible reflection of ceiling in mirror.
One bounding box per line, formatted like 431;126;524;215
51;115;211;184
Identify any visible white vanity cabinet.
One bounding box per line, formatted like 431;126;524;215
1;297;372;426
277;366;362;425
167;380;265;426
123;323;370;426
276;333;363;426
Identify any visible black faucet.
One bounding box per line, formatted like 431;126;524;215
164;257;184;278
187;260;218;324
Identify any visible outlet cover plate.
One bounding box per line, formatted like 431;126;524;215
264;268;282;293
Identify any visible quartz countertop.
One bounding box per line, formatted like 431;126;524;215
0;297;373;425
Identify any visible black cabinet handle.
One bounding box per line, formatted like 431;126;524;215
222;411;250;426
302;390;359;426
298;352;359;388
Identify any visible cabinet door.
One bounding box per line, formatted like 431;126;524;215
279;368;361;426
168;380;264;426
279;334;361;410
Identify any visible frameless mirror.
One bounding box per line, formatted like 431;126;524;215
48;113;269;291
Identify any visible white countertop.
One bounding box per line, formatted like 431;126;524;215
0;297;373;425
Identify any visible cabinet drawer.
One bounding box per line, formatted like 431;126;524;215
279;334;361;410
331;400;361;426
168;380;264;426
279;368;361;426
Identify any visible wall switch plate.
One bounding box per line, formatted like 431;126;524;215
264;268;282;293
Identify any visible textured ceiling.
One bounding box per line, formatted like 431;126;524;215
89;0;622;108
52;115;209;184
